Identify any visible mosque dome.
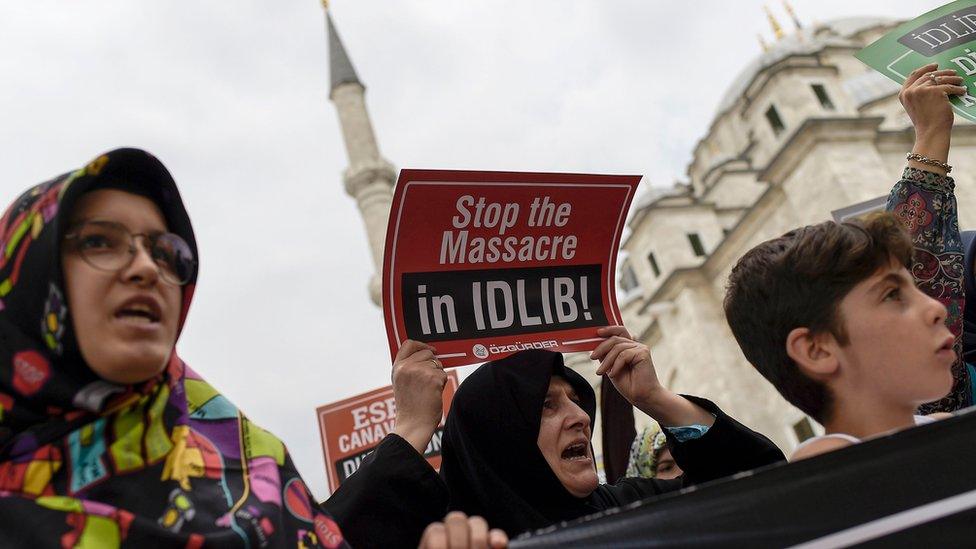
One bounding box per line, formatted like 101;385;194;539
714;17;895;117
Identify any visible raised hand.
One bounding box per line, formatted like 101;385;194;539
900;63;967;174
591;326;662;409
901;63;966;136
418;512;508;549
591;326;713;428
392;340;448;455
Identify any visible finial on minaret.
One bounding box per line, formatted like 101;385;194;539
757;33;770;53
764;5;785;40
782;0;802;30
325;8;363;96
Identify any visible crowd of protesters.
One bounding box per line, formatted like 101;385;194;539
0;62;971;548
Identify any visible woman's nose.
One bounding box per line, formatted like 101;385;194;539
566;401;590;431
122;240;160;285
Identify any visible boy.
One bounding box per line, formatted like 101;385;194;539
723;63;971;459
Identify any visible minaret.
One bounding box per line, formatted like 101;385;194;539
324;2;396;305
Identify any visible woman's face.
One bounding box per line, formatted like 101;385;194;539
536;376;599;498
61;189;182;384
654;448;682;480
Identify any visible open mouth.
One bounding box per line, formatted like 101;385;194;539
937;336;954;354
115;299;161;324
561;442;589;461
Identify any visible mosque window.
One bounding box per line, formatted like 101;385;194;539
765;105;786;136
620;263;639;292
793;418;816;442
647;252;661;278
687;233;706;257
811;84;835;110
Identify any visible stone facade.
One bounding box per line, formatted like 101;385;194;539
618;17;976;453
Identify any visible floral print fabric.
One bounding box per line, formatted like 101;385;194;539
888;167;972;413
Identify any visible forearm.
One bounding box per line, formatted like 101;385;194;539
394;421;437;456
634;389;715;429
909;128;951;175
668;396;785;485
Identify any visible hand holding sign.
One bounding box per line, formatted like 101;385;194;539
392;340;448;455
317;371;458;493
593;326;714;429
592;326;662;405
856;1;976;123
901;64;967;142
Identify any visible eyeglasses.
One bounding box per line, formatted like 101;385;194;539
64;220;196;286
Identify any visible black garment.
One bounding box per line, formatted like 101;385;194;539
323;433;448;549
325;350;785;545
440;350;597;535
440;351;785;537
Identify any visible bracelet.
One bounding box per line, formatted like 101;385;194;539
906;152;952;173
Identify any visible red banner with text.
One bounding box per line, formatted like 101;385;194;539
316;371;459;494
382;169;640;367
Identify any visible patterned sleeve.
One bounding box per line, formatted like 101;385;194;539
887;166;971;412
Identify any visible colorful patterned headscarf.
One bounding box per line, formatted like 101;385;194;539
624;424;668;479
0;149;347;548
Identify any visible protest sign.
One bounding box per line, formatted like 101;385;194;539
382;169;640;368
316;370;459;493
856;0;976;122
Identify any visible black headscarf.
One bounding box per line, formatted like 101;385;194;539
439;350;598;536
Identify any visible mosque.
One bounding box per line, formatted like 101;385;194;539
320;4;976;469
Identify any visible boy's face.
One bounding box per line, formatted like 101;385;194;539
833;258;955;406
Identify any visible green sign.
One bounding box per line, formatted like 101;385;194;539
857;0;976;122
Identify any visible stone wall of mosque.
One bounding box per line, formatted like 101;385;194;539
621;100;976;455
616;17;976;453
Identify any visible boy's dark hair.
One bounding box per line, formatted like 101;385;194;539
723;213;913;422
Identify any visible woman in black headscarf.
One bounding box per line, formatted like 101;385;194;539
439;327;785;537
327;329;783;545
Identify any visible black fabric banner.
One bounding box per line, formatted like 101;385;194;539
512;409;976;547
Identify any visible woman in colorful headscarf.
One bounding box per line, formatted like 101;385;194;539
625;423;683;480
0;149;347;547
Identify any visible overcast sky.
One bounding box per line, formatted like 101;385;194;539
0;0;942;499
